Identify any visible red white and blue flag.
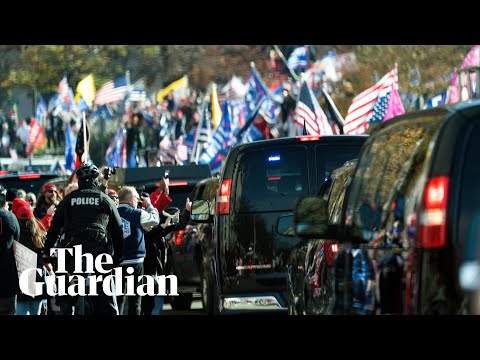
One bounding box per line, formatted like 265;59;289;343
344;67;404;135
95;75;127;106
294;80;333;135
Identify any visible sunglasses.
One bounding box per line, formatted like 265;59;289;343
110;196;119;200
46;189;58;194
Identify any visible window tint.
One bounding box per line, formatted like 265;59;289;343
346;124;438;243
460;123;480;259
234;147;309;212
315;145;363;187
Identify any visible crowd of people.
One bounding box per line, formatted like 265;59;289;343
0;162;191;315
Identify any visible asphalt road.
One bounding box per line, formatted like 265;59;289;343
162;293;206;315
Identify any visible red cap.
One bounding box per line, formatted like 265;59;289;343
107;188;118;197
16;204;34;220
12;198;30;217
42;183;58;193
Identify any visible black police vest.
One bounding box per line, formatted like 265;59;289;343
64;188;111;238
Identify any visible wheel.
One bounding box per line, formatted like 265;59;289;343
169;293;193;310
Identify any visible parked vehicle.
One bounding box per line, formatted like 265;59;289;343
293;102;480;315
287;160;356;315
191;135;367;314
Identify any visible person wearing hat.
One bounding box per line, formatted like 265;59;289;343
15;204;49;315
0;185;20;315
13;197;54;232
34;183;60;220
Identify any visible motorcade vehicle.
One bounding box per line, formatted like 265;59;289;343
191;135;367;314
293;102;480;314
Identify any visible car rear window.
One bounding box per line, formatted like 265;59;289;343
234;147;309;212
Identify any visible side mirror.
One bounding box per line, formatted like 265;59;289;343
191;199;214;223
294;196;332;238
276;215;294;237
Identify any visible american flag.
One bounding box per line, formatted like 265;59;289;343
294;81;333;136
94;75;127;106
343;68;398;135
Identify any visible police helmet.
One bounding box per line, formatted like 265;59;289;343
76;162;100;180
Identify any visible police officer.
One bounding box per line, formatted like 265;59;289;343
45;162;124;315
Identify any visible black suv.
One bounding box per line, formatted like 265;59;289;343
293;101;480;315
287;160;356;315
191;135;367;314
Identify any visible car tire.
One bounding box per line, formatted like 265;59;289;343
169;293;193;311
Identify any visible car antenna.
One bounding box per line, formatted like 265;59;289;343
303;120;308;136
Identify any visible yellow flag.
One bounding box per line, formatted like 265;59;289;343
156;76;188;104
75;74;96;107
211;83;222;129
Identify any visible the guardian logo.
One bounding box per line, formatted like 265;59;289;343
19;245;178;297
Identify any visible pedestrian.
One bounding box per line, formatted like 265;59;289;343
0;185;20;315
44;162;124;315
116;186;159;315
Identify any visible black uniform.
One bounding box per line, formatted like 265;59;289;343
45;181;123;315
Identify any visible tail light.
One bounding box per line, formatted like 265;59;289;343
175;229;185;246
298;136;320;141
217;179;232;215
418;176;449;248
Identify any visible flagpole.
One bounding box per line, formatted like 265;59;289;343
273;45;300;82
82;111;87;164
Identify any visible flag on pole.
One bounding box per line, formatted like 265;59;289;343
449;45;480;103
75;74;96;107
25;118;46;157
344;67;404;135
35;94;47;122
287;46;309;73
211;83;222;129
156;76;188;104
94;75;127;106
75;119;90;167
294;80;333;135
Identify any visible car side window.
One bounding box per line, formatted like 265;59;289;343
346;126;434;243
328;165;355;225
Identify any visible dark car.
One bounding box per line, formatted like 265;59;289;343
287;160;356;315
293;102;480;315
166;176;219;311
191;135;367;314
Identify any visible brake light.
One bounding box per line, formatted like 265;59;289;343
154;181;188;187
217;179;232;215
298;136;320;141
418;176;449;248
169;181;188;186
331;243;338;253
268;176;281;181
0;170;8;176
175;230;185;246
19;174;41;179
